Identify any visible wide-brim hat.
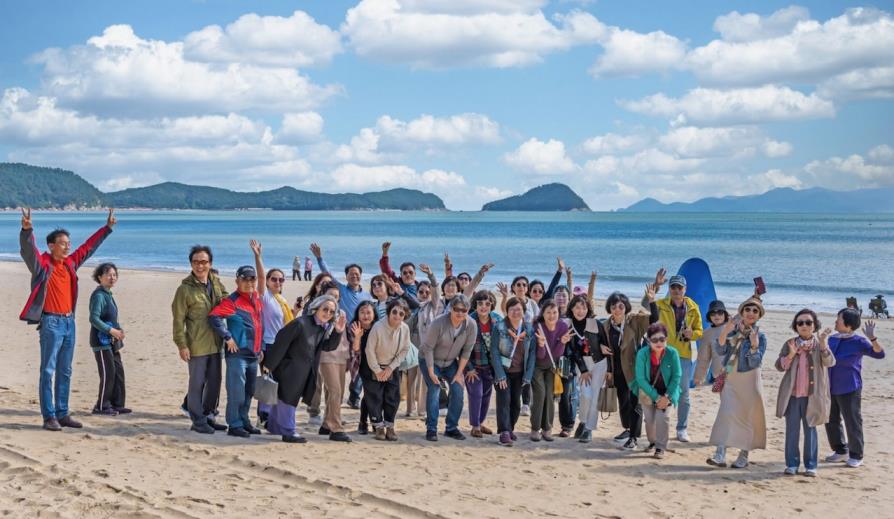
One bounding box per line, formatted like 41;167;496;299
737;295;765;318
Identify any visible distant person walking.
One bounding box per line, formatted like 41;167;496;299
19;208;116;431
292;256;302;281
89;262;129;416
304;256;313;281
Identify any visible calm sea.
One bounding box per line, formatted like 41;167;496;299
1;210;892;314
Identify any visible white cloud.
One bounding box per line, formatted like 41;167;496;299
817;66;894;100
589;28;686;78
620;85;835;125
713;6;811;43
581;132;649;155
183;11;342;68
504;138;578;174
277;112;324;144
333;128;384;164
329;163;465;191
751;168;803;189
32;24;341;117
869;144;894;162
687;7;894;86
804;149;894;188
341;0;605;68
658;126;791;158
375;113;501;146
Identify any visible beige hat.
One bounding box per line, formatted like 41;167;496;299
737;295;765;318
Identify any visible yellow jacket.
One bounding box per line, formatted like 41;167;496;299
656;296;703;359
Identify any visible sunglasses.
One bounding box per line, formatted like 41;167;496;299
371;280;385;287
795;320;814;327
451;307;468;313
239;276;257;281
649;336;667;343
610;302;626;309
514;282;528;287
390;309;406;317
401;270;414;276
530;288;543;294
458;276;471;282
269;277;285;283
191;259;210;266
742;307;760;314
318;307;336;315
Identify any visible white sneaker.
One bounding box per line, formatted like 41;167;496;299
520;404;531;416
307;415;323;427
804;468;818;477
825;452;848;463
731;452;749;469
676;430;690;443
783;467;797;476
846;458;863;468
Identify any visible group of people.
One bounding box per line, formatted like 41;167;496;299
18;210;887;475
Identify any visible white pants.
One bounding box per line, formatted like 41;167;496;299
577;357;608;431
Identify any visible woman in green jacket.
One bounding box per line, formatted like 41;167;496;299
89;263;127;416
631;322;682;459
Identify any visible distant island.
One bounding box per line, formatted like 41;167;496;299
0;163;446;210
482;183;590;211
622;187;894;213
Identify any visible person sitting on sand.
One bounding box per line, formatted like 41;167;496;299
88;262;129;416
18;208;116;431
631;322;682;460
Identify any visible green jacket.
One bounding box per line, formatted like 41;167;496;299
172;273;228;357
630;345;682;407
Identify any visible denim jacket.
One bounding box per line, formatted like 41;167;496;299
712;329;767;373
491;319;537;384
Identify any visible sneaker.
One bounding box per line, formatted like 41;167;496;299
706;455;727;468
825;452;848;463
347;400;360;410
558;428;571;438
509;432;518;442
573;423;585;439
653;449;665;459
613;430;630;442
783;467;798;476
541;430;555;442
425;430;438;441
58;415;83;428
357;422;369;435
731;453;749;469
804;468;818;477
445;429;466;441
318;426;331;436
329;432;352;442
42;418;62;432
643;442;656;453
438;408;447;417
206;419;227;431
92;407;119;416
530;430;542;442
244;425;262;435
621;437;637;450
479;425;493;435
579;430;592;443
113;407;132;415
470;427;482;438
307;415;323;427
520;404;531;416
676;430;690;443
282;433;307;444
180;403;190;418
374;427;387;441
227;427;250;438
499;432;513;446
190;422;215;434
385;427;398;441
846;458;863;468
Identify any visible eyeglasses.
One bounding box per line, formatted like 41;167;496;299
530;288;543;294
477;301;492;307
795;320;814;327
451;307;468;313
390;309;406;317
401;270;414;276
649;336;667;343
318;307;336;315
191;260;210;266
269;277;285;283
610;302;626;309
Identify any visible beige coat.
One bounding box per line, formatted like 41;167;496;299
774;338;836;427
366;320;411;374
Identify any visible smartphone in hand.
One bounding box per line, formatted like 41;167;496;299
753;276;767;295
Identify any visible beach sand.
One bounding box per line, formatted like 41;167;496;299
0;261;891;518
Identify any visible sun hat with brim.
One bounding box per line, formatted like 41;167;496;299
737;295;765;318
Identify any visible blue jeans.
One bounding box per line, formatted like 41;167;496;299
419;357;464;434
225;355;258;430
38;314;76;420
676;357;693;432
785;396;818;470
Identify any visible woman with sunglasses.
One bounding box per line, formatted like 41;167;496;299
370;274;420;320
530;300;572;442
364;298;411;441
302;272;334;316
350;301;379;435
263;295;346;443
407;265;439;418
465;290;503;439
250;240;295;428
495;297;537;445
706;295;768;468
630;322;682;459
775;309;835;476
497;276;540;323
694;300;731;386
599;279;661;451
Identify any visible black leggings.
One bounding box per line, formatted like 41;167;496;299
615;369;642;439
94;348;125;411
506;371;526;432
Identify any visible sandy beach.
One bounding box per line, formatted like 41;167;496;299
0;261;891;518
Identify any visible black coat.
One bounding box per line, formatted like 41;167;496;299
262;315;342;407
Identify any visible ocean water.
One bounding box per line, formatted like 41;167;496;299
1;210;892;314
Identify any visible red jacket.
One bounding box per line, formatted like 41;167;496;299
19;225;113;324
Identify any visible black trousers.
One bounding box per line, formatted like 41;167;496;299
615;369;642;440
506;371;525;432
825;389;864;460
362;370;401;427
304;271;312;281
187;353;222;427
558;376;575;430
292;269;300;281
93;349;125;410
522;382;531;406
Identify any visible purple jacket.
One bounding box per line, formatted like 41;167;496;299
828;334;885;396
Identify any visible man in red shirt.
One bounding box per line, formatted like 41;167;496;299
19;208;116;431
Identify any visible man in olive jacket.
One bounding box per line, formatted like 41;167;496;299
172;245;228;434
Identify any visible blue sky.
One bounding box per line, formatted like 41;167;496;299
1;1;892;210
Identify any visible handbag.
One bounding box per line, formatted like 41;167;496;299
438;379;449;409
399;334;419;371
253;373;279;406
711;371;726;393
541;325;564;396
599;384;618;414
